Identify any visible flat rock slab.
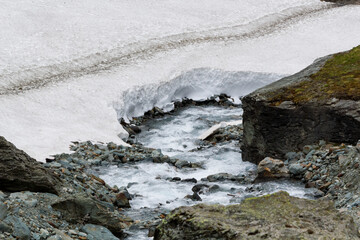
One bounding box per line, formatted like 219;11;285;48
0;136;61;194
155;191;359;240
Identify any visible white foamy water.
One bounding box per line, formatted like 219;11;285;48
0;0;359;161
100;105;318;239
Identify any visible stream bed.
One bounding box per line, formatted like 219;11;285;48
100;105;319;239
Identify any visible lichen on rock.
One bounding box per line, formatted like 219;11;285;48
241;46;360;164
154;191;359;240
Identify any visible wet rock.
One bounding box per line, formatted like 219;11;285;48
0;136;61;194
155;191;358;240
208;184;220;193
185;192;202;202
114;192;131;208
81;224;119;240
191;184;209;193
174;160;191;168
170;177;181;182
255;157;289;181
207;173;236;182
181;178;197;183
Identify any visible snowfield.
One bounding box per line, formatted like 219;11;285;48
0;0;359;161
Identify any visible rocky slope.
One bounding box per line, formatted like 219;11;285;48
0;136;133;239
154;191;359;240
242;45;360;164
0;136;61;194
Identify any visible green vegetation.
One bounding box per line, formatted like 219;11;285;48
270;45;360;105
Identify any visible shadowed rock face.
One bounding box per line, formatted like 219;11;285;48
52;195;130;238
241;46;360;164
154;191;358;240
321;0;360;4
0;136;61;194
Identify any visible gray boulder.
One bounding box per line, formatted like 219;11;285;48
52;195;131;238
256;157;289;181
4;216;31;240
241;47;360;164
81;224;119;240
0;136;61;194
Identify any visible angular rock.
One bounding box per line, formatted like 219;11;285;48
256;157;289;181
289;163;306;176
4;216;31;240
81;224;119;240
0;136;61;194
242;46;360;164
0;202;7;220
155;191;358;240
114;192;130;208
191;184;209;193
0;221;11;233
52;195;130;238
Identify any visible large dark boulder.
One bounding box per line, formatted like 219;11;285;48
242;46;360;164
0;136;61;194
321;0;360;4
52;195;131;238
154;191;358;240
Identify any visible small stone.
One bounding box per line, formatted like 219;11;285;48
209;185;220;193
53;229;73;240
304;171;313;181
49;162;62;168
289;164;306;176
181;178;197;183
0;202;7;220
175;160;190;168
78;232;87;237
319;182;332;191
39;229;49;239
185;192;202;201
285;152;299;162
24;199;38;208
192;184;209;193
303;145;313;155
319;140;326;146
4;216;31;240
68;230;77;235
171;177;181;182
114;192;130;208
256;157;289;180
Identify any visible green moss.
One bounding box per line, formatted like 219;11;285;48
269;45;360;105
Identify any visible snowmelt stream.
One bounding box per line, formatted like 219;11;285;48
101;104;319;239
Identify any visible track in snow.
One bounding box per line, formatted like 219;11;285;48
0;3;336;96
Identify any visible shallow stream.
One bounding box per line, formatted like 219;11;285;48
100;105;318;239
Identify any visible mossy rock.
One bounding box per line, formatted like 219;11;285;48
268;45;360;105
241;46;360;164
155;191;359;240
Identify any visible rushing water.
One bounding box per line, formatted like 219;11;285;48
100;105;319;239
